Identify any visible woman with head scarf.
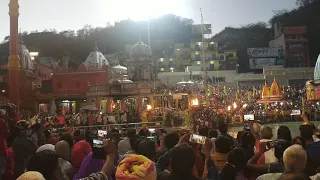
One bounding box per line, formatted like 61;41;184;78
37;144;55;153
54;140;73;180
27;149;58;180
71;131;92;170
12;120;37;178
73;152;106;180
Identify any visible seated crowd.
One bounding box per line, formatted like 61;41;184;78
1;114;320;180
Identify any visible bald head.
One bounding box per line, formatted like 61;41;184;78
260;125;273;139
283;145;307;173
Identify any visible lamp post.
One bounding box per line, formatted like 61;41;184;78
8;0;20;107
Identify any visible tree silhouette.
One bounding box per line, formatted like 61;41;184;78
0;14;193;68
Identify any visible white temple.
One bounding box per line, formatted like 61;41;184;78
109;64;133;84
83;44;109;68
18;35;33;70
314;54;320;80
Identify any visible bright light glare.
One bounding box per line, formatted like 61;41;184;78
146;104;152;110
30;52;39;56
192;98;199;106
105;0;183;21
233;102;237;109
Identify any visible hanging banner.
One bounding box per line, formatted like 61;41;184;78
249;58;277;69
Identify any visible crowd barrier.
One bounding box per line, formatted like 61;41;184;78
54;120;164;132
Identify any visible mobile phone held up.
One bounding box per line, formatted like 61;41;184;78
98;130;107;137
244;114;254;121
189;134;206;145
92;139;106;159
291;110;301;116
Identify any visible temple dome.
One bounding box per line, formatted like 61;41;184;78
314;54;320;80
130;41;152;60
113;65;127;74
83;45;109;68
270;78;281;96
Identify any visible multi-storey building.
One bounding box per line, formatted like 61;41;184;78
156;40;237;72
269;24;310;67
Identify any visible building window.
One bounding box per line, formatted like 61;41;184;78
208;43;217;50
195;44;201;51
212;54;217;59
182;51;190;59
219;55;225;61
195;55;201;61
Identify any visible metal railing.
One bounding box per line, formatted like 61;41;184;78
54;120;163;131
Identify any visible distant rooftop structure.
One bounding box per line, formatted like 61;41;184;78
130;41;152;61
37;57;59;69
314;54;320;80
18;34;33;70
83;44;109;68
113;65;127;74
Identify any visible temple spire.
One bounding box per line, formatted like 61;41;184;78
94;42;98;51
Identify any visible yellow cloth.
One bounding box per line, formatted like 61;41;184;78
141;111;148;127
116;155;156;180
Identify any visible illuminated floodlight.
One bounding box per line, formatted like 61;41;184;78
30;52;39;56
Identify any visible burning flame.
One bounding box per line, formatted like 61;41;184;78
233;102;237;109
192;98;199;106
146;105;152;110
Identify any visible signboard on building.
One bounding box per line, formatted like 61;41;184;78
247;48;283;58
249;58;277;69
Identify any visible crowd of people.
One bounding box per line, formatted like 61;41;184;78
1;105;320;180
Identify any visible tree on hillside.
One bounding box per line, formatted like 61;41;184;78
0;14;193;67
296;0;320;7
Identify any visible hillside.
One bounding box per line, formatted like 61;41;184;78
211;23;273;73
0;14;193;67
